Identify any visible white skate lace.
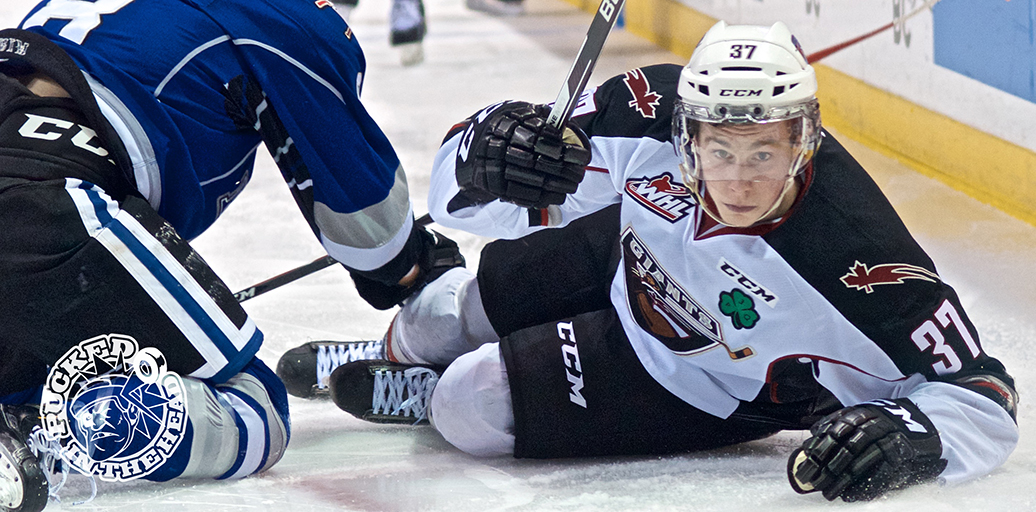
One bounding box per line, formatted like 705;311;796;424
26;426;97;506
371;367;438;424
316;340;385;389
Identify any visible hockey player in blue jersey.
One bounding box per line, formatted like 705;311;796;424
308;21;1019;502
0;0;462;509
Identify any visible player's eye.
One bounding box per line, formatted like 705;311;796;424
712;149;732;161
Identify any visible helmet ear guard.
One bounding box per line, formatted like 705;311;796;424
672;21;822;228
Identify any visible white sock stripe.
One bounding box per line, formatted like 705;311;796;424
221;392;267;479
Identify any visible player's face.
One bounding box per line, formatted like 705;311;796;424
694;121;798;226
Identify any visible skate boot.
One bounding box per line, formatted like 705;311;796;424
0;405;47;512
390;0;426;66
276;340;385;399
329;360;440;424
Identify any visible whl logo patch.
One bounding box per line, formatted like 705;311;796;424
40;334;187;482
840;261;939;293
625;173;694;222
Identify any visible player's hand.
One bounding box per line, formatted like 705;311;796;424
454;101;591;209
787;398;947;502
350;227;464;310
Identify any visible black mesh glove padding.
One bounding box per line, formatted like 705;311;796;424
455;101;591;209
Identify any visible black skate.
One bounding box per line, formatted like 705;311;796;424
329;360;440;424
390;0;426;66
0;405;48;512
276;340;385;399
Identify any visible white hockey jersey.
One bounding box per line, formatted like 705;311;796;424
428;64;1018;485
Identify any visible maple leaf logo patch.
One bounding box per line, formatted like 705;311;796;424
623;69;662;119
840;261;939;293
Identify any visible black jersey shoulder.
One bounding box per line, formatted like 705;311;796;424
764;132;1004;381
572;63;681;142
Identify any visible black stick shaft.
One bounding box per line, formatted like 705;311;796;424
234;213;435;302
547;0;626;128
234;255;337;302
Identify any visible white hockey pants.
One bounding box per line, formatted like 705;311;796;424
386;267;498;366
430;342;516;457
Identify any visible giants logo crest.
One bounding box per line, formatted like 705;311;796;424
623;69;662;118
622;227;753;359
624;173;695;222
840;261;939;293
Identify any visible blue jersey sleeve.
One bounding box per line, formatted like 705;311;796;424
21;0;413;272
200;0;414;271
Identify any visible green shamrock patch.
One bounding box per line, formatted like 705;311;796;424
718;289;759;330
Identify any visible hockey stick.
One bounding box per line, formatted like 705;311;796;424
234;254;338;302
547;0;627;127
235;1;625;303
233;212;434;302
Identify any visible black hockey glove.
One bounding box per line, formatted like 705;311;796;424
787;398;947;502
350;227;465;310
455;101;592;209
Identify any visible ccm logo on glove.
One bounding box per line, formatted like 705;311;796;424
787;398;947;502
455;100;592;209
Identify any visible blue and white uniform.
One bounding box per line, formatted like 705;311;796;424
0;0;418;482
20;0;413;268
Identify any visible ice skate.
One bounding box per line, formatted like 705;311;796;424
465;0;524;17
390;0;426;66
276;339;385;399
329;360;440;424
0;406;47;512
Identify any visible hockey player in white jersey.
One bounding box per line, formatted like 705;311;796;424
0;0;463;509
319;21;1019;502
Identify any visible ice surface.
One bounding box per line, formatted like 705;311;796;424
2;0;1035;509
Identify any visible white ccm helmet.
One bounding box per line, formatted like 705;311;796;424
673;21;821;227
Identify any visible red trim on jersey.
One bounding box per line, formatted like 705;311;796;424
765;352;911;402
586;165;609;173
968;380;1014;404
